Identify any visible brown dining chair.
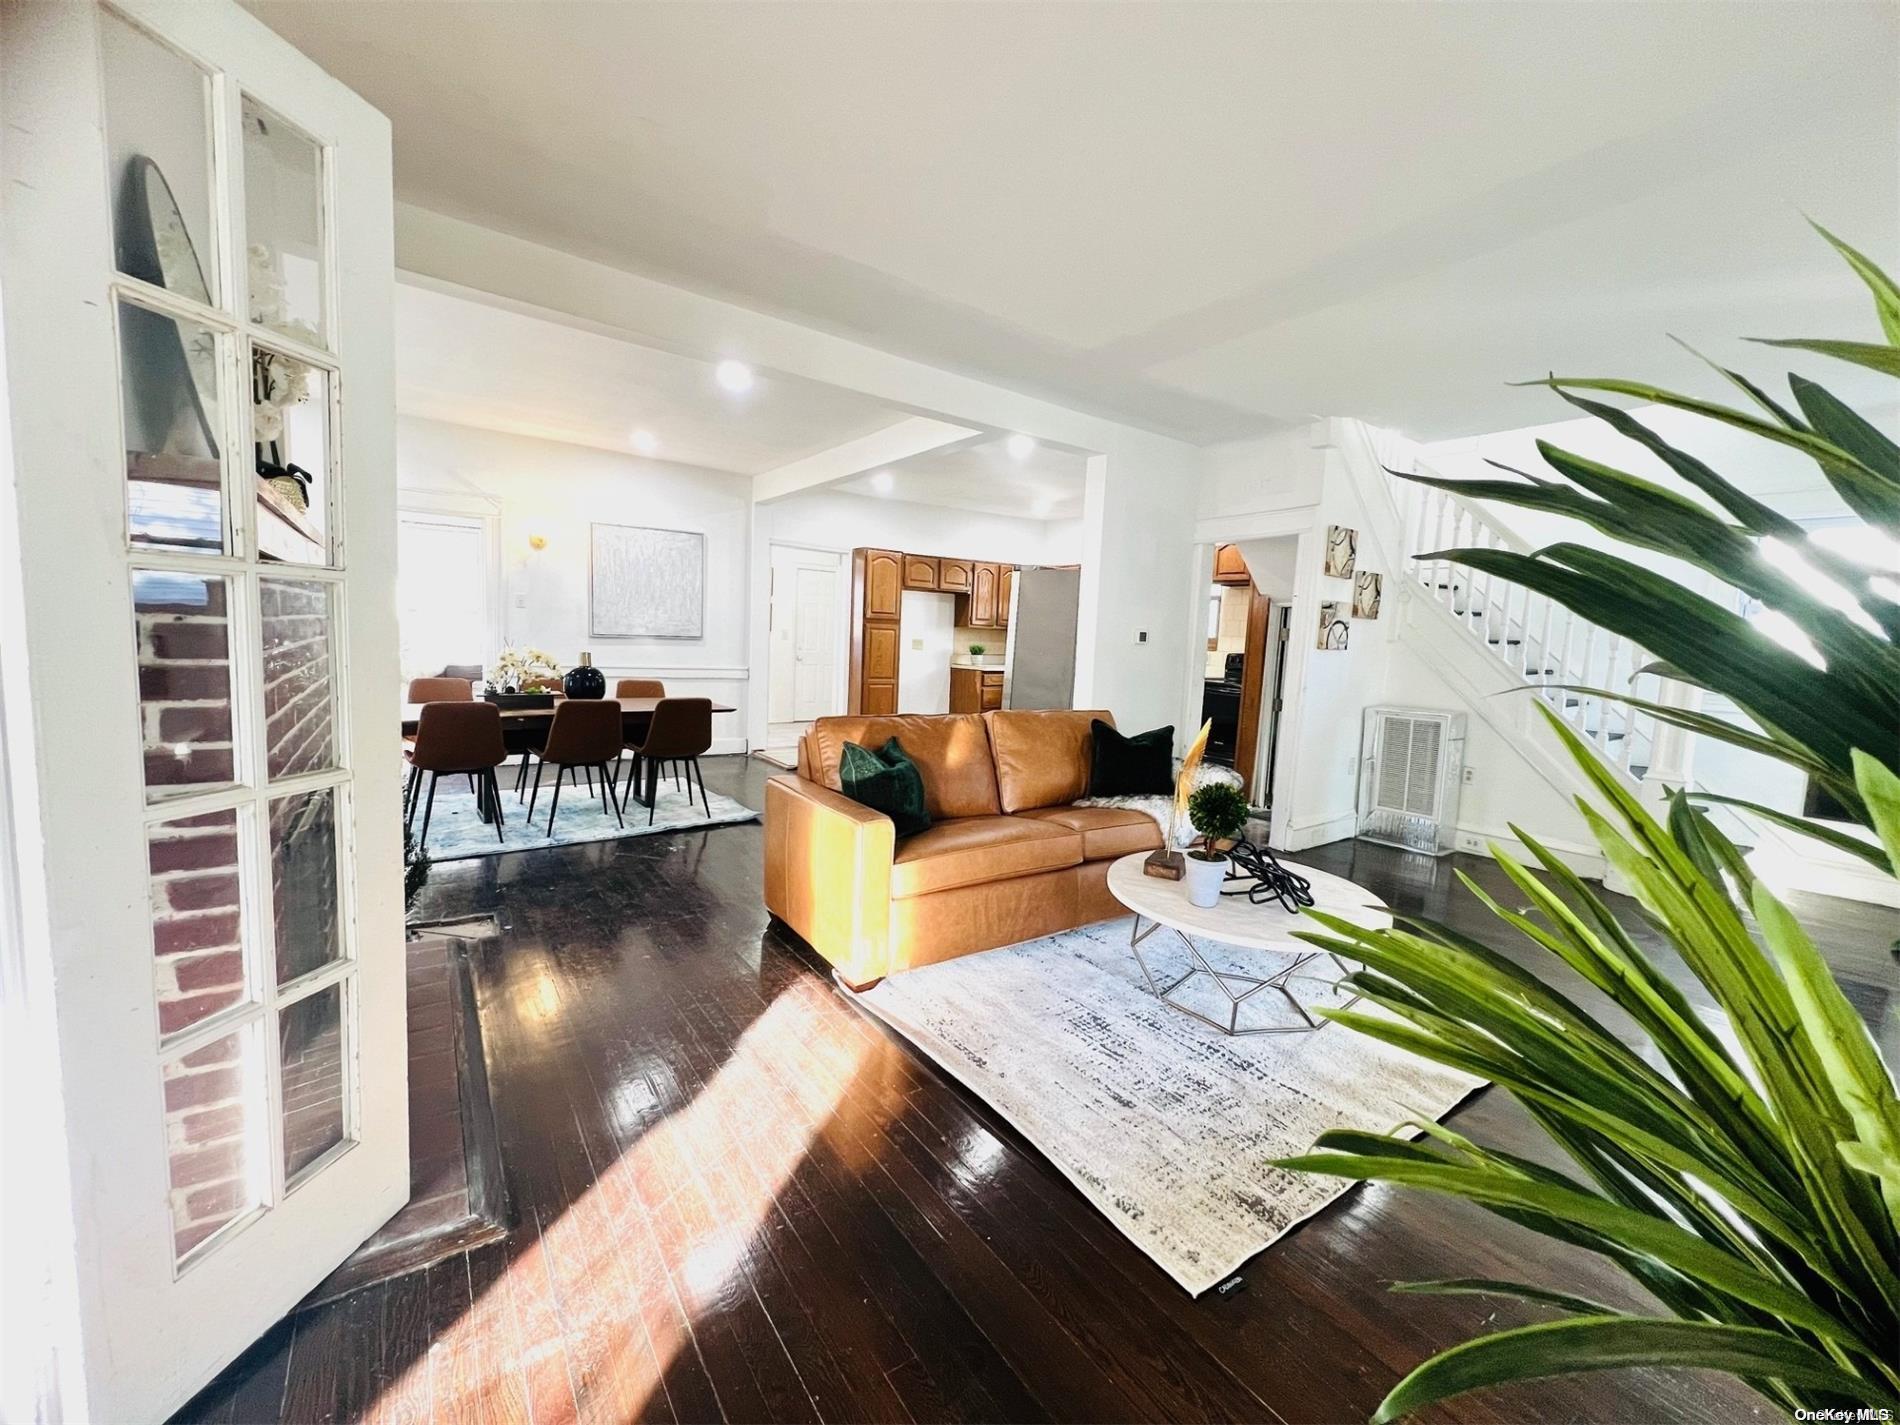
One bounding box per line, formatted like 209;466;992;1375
405;701;508;848
610;679;664;785
406;676;473;703
524;699;625;834
619;697;713;824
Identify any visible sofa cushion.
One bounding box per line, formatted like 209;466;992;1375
984;708;1115;813
839;738;931;838
1088;719;1175;796
808;714;1001;819
1017;805;1163;862
889;816;1082;900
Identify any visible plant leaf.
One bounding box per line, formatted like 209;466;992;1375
1852;749;1900;876
1685;791;1890;870
1753;880;1900;1235
1809;217;1900;346
1752;337;1900;378
1370;1316;1889;1424
1388;1278;1617;1316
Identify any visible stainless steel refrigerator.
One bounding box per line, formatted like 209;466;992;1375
1002;565;1080;709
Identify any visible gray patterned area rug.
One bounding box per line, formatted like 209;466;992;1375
405;761;757;862
850;918;1486;1295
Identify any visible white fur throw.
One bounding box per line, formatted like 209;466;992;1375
1075;762;1242;848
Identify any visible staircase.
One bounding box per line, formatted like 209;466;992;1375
1399;474;1659;785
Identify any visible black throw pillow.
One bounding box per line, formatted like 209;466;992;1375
838;736;931;838
1089;720;1174;797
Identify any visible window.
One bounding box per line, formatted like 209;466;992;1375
397;511;495;682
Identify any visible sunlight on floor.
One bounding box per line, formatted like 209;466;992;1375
372;975;876;1422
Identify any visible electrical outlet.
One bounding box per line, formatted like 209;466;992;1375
1134;629;1149;644
1456;832;1484;853
911;637;924;650
1461;766;1475;785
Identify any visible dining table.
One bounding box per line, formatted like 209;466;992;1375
400;695;737;812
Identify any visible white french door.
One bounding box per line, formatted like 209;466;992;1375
0;3;405;1420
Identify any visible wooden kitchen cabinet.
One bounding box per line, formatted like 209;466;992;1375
902;554;939;590
980;669;1004;711
999;565;1015;625
850;547;903;713
1214;543;1250;585
969;562;999;626
861;624;900;713
863;548;903;617
937;558;973;593
949;666;982;714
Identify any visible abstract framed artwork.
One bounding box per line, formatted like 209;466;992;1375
1353;570;1382;619
1324;525;1358;578
589;523;705;639
1317;601;1349;650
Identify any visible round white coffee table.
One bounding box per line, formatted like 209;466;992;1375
1105;850;1390;1035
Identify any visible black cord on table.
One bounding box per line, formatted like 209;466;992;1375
1219;838;1315;912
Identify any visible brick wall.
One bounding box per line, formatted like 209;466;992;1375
145;574;340;1261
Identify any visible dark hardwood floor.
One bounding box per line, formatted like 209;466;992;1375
176;755;1897;1425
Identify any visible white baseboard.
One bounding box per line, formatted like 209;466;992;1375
1280;810;1357;852
1452;825;1607;883
710;736;747;756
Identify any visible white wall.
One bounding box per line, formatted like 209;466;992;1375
397;414;753;751
897;591;955;714
759;487;1080;566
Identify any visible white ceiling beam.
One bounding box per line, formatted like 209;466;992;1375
751;415;983;503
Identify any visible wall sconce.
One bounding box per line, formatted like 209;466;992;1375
527;533;548;552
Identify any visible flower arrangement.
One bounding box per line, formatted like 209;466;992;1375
488;646;562;693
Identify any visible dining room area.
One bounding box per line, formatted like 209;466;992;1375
397;667;751;861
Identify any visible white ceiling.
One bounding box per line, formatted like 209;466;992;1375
259;1;1900;443
394;281;906;475
833;438;1090;521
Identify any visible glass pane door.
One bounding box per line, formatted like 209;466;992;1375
0;1;404;1415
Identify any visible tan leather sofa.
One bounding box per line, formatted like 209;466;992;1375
764;708;1163;988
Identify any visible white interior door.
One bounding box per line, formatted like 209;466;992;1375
0;3;404;1419
768;544;844;725
791;565;840;719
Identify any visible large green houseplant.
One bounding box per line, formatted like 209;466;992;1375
1276;225;1900;1421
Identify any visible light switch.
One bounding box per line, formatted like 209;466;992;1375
911;637;924;650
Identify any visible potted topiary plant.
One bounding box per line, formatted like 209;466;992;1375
1184;781;1248;907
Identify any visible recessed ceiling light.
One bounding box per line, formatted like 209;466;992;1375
1006;433;1036;460
631;429;660;455
870;469;894;494
715;359;755;394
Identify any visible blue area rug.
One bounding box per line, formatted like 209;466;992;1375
406;760;757;861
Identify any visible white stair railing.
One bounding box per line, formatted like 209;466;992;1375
1400;468;1661;782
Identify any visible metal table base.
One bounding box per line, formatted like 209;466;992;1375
1127;914;1359;1036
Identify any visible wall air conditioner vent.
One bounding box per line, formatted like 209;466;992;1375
1357;706;1466;856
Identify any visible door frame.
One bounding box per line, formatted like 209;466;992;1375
0;3;404;1417
765;540;848;733
1182;514;1316;850
1230;586;1273;802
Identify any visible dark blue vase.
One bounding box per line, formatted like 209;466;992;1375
563;653;605;699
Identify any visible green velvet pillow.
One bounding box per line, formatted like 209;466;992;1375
838;736;931;838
